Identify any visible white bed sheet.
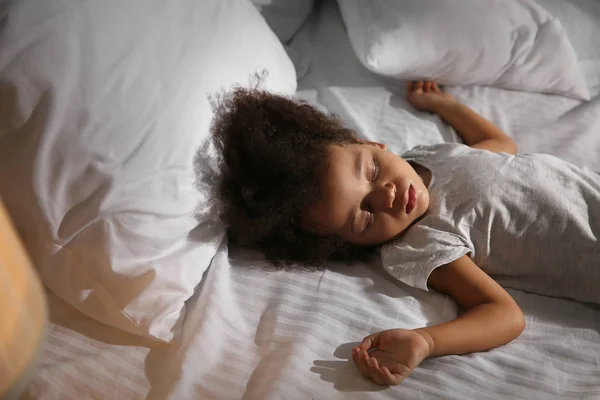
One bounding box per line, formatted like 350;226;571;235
21;1;600;399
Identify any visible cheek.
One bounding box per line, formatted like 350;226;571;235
418;190;430;213
376;213;409;239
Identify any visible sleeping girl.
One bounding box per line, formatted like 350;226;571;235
210;81;600;386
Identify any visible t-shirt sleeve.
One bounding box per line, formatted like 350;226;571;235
381;224;473;292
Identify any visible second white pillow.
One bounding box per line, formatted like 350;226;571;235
338;0;590;100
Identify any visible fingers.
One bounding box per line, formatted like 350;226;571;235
352;348;371;379
368;357;387;385
408;80;440;93
380;366;402;386
407;80;424;101
358;333;381;351
414;80;424;93
353;347;405;386
370;360;406;386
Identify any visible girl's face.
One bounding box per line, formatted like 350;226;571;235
304;142;430;246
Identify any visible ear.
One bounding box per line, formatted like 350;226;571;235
362;141;387;150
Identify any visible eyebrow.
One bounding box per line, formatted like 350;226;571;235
349;151;364;234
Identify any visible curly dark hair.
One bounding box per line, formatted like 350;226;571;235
211;87;375;266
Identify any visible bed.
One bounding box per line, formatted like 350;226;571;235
3;0;600;399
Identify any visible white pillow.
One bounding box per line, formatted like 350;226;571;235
338;0;590;100
0;0;296;342
537;0;600;97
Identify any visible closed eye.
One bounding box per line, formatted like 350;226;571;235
371;159;380;182
360;159;379;233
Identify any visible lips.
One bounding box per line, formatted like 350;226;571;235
405;185;417;214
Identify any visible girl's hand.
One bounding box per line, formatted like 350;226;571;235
407;81;456;113
352;329;433;386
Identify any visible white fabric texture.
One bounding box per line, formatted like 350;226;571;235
17;0;600;399
536;0;600;97
0;0;296;342
252;0;315;43
382;143;600;304
251;0;315;79
23;252;600;400
338;0;590;100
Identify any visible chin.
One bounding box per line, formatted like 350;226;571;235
416;191;429;216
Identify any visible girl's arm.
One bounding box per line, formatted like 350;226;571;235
352;255;525;386
434;102;517;154
416;255;525;356
407;81;517;154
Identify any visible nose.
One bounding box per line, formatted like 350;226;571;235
371;182;396;211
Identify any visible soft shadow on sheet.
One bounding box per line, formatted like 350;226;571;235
311;342;388;393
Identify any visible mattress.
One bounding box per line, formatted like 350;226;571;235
20;1;600;399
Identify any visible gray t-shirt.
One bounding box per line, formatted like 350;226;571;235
381;143;600;305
